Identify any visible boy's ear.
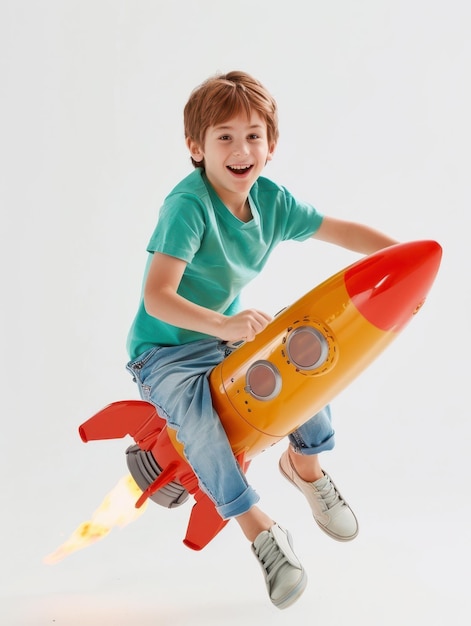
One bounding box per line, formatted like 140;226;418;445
266;141;277;162
186;137;204;163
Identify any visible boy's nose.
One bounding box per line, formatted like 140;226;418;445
233;141;249;156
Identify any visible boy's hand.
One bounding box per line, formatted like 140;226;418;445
219;309;272;342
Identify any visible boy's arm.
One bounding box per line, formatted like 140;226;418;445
144;252;272;342
312;216;399;254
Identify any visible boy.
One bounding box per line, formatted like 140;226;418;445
126;70;398;609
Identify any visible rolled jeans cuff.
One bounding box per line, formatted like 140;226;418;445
288;430;335;455
216;486;260;520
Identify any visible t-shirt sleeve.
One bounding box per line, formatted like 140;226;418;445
280;186;324;242
146;193;205;263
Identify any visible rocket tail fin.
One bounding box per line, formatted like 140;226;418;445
182;452;251;550
79;400;162;446
183;490;229;550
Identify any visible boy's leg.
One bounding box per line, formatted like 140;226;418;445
127;339;259;519
280;405;359;541
128;340;306;608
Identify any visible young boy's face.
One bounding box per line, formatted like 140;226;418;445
187;111;276;210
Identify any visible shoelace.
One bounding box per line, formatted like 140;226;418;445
255;535;290;583
315;475;343;510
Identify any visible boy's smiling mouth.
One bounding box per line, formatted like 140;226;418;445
227;165;253;175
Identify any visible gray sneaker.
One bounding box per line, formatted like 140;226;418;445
279;449;359;542
252;523;307;609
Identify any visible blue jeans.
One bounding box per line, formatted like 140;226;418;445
126;338;335;519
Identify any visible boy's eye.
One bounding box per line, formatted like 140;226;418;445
219;135;231;140
248;134;260;140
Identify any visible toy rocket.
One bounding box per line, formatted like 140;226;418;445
79;240;442;550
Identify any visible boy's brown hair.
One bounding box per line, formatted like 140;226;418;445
184;70;279;168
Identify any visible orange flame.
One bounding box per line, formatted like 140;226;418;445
44;474;147;564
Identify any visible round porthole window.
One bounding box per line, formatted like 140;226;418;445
245;360;282;401
286;326;329;370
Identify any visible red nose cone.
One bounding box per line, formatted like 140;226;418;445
344;240;442;332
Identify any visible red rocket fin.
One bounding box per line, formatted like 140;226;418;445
182;451;250;550
183;489;229;551
78;400;163;448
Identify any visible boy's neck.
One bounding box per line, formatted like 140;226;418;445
202;170;253;222
231;198;253;223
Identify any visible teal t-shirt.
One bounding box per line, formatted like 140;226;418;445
126;169;323;358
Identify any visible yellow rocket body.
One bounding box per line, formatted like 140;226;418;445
209;240;442;459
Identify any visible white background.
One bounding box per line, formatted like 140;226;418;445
1;1;470;624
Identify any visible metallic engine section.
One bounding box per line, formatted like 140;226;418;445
126;444;189;508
